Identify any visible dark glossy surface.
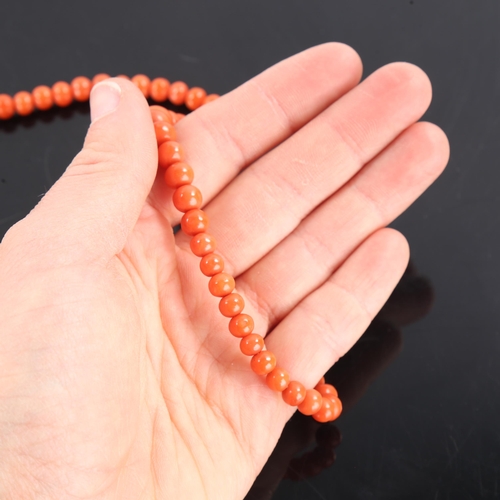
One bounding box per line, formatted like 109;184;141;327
1;1;498;498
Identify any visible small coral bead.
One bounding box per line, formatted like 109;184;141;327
131;74;151;98
32;86;53;111
298;389;323;416
200;253;224;276
228;314;254;337
173;185;203;212
315;384;338;399
266;367;290;391
327;396;343;421
181;209;208;235
13;91;34;116
219;293;245;317
312;398;335;423
150;105;173;124
52;81;73;107
190;233;216;257
282;381;306;406
204;94;219;104
240;334;265;356
208;273;235;297
154;122;177;145
71;76;92;102
92;73;110;86
165;162;194;189
150;77;170;102
250;350;276;375
158;141;185;168
185;87;207;110
0;94;15;120
169;81;188;105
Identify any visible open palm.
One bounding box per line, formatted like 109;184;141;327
0;43;449;499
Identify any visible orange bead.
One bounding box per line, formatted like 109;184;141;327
208;273;235;297
190;233;216;257
13;91;34;116
298;389;323;416
315;384;338;399
169;110;179;123
219;293;245;317
175;112;185;122
169;81;188;105
315;377;326;387
150;105;173;124
312;397;336;423
203;94;219;104
92;73;110;86
150;77;170;102
185;87;207;110
228;314;254;337
240;334;265;356
131;74;151;98
181;208;208;235
250;350;276;375
71;76;92;102
327;396;343;421
0;94;15;120
200;253;224;277
158;141;185;168
282;381;306;406
32;85;53;111
173;185;203;212
166;163;195;189
266;367;290;391
52;81;73;107
154;121;177;145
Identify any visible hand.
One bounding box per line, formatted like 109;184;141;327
0;43;449;499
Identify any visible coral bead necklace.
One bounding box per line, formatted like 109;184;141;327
0;73;343;423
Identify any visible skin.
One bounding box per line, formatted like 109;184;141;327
0;43;449;499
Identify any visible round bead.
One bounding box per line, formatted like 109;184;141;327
173;185;203;212
169;81;188;106
154;121;177;145
92;73;110;86
266;367;290;392
0;94;15;120
315;384;338;399
315;377;326;387
131;74;151;98
219;293;245;317
200;253;224;277
282;381;306;406
150;77;170;102
181;209;208;235
158;141;185;169
150;105;173;124
208;273;235;297
250;350;276;375
228;314;254;337
165;162;194;189
190;233;216;257
185;87;207;110
328;396;343;421
312;397;335;423
32;85;53;111
52;81;73;107
240;334;265;356
13;91;34;116
203;94;219;104
71;76;92;102
298;389;323;416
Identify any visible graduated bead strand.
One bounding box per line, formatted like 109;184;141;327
0;73;342;423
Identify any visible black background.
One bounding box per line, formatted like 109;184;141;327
1;1;499;499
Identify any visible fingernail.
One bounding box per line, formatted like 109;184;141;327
90;81;121;123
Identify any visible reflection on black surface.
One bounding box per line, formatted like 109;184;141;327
245;260;434;500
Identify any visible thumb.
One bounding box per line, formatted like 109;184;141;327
8;78;158;263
